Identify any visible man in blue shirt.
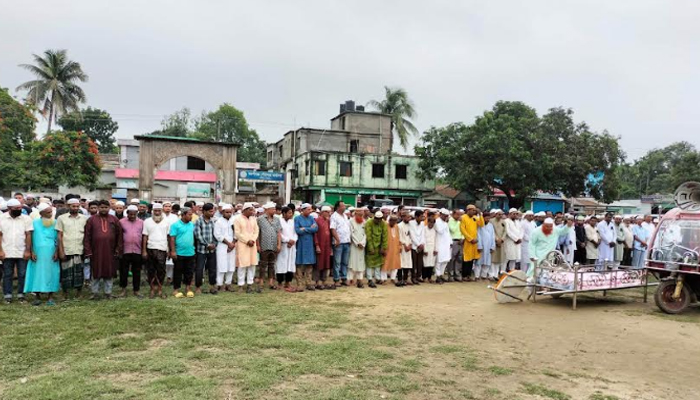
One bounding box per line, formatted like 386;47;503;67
631;215;650;269
169;207;196;298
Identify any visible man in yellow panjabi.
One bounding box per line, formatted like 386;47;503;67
459;205;484;281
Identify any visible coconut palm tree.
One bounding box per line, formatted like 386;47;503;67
16;49;89;134
367;86;418;151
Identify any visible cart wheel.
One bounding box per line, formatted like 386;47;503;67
654;280;691;314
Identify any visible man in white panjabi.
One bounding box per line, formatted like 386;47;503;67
503;208;523;272
276;206;297;292
561;214;577;266
597;212;616;269
213;204;236;291
349;208;368;288
520;211;535;271
398;211;414;285
434;209;452;282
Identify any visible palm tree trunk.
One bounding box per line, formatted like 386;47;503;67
46;100;53;134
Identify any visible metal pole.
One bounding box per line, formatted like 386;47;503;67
573;263;579;310
532;259;537;303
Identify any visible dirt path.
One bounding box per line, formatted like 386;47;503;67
328;282;700;399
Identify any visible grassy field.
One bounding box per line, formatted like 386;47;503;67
0;285;688;400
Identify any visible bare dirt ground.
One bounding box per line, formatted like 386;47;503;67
326;281;700;400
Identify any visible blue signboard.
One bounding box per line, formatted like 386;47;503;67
238;170;284;182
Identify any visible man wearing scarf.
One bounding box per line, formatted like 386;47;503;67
56;198;88;300
527;217;574;277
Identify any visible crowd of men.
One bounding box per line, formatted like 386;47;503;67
0;192;658;306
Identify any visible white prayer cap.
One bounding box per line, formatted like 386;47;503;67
66;198;80;205
348;206;355;212
242;202;255;210
26;194;35;199
635;215;643;220
524;210;534;216
494;209;504;214
221;204;233;211
37;202;51;212
39;197;51;204
321;205;332;212
614;214;622;219
218;202;225;207
622;215;631;220
0;197;4;203
255;208;264;214
536;211;546;217
576;215;585;221
262;201;276;210
488;209;498;214
410;211;416;217
440;208;450;215
152;203;163;210
374;211;384;218
6;199;21;207
653;217;659;223
543;217;554;225
196;201;204;206
126;205;138;212
508;208;518;214
459;209;465;213
300;203;311;210
130;198;140;204
162;201;172;206
115;201;125;207
0;202;6;211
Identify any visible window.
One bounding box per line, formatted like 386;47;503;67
341;117;346;130
350;140;359;153
314;160;326;176
372;163;384;178
395;165;407;180
187;156;206;170
305;160;309;176
267;151;273;164
339;161;353;177
278;145;283;158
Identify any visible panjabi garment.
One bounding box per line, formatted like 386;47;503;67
314;216;332;270
365;218;388;269
398;221;413;270
234;214;259;268
584;224;600;261
277;217;297;274
214;216;236;282
460;214;484;262
503;218;523;261
84;214;122;280
294;214;318;265
435;217;452;265
383;224;402;272
597;220;615;263
349;218;367;273
520;219;534;268
528;225;572;277
423;226;437;267
491;217;507;264
24;218;60;293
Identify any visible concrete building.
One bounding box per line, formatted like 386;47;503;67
267;102;435;206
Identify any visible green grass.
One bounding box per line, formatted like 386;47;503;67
589;392;621;400
521;383;571;400
489;366;513;376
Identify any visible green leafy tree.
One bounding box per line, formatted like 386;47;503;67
0;88;37;190
416;101;624;207
194;103;266;165
154;107;193;137
58;107;119;153
368;86;418;151
631;142;698;195
16;49;89;133
25;130;102;189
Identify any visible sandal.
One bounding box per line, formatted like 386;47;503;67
284;286;297;293
186;291;195;298
174;292;185;298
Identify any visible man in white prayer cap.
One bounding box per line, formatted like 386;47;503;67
527;217;574;277
256;202;281;292
503;208;523;272
433;208;452;281
0;199;34;303
491;209;507;276
56;197;88;300
214;204;236;291
142;202;169;298
233;202;259;293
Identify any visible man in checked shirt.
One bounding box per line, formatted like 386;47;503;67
194;203;218;294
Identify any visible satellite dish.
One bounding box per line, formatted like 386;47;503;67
493;270;528;303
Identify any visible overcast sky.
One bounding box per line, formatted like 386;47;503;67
1;1;698;160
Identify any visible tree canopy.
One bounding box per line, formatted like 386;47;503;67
58;107;119;153
415;101;624;207
16;49;89;133
616;141;700;198
368;86;418;151
151;104;267;166
0;88;37;190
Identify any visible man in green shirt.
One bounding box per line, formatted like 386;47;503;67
169;208;196;298
364;211;388;286
446;209;464;282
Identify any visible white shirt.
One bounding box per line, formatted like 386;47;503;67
435;217;452;263
214;216;235;245
641;221;655;237
409;219;425;248
143;217;170;251
0;214;34;258
330;212;351;244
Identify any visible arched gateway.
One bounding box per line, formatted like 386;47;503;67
135;135;238;204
